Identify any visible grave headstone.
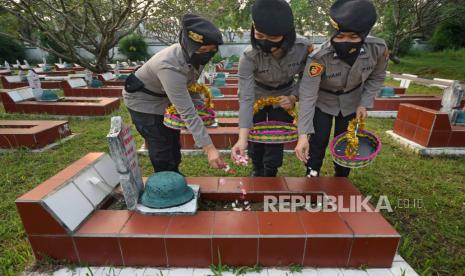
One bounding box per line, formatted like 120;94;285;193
23;60;30;69
42;57;47;66
84;69;93;85
107;116;144;210
27;70;43;100
114;62;120;76
16;60;21;67
59;58;63;64
440;80;465;123
18;70;26;82
4;61;10;71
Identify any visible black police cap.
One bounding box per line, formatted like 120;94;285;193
252;0;294;36
329;0;377;39
182;14;223;45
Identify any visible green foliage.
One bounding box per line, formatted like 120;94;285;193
0;34;25;64
38;32;67;63
118;33;149;61
388;49;465;80
430;14;465;51
210;53;223;64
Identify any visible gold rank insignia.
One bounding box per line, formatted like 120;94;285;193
308;63;324;77
349;48;357;54
188;31;204;43
329;17;339;30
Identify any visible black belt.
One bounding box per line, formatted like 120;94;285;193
255;79;294;91
124;71;167;98
320;83;362;95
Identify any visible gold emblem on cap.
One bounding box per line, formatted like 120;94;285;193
349;48;357;54
329;17;339;30
188;31;204;43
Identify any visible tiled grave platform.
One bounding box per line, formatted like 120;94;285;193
182;124;295;150
0;120;71;149
62;78;123;97
212;95;239;111
1;87;120;116
386;103;465;155
208;84;238;96
1;75;63;89
205;77;238;85
98;72;126;86
0;69;12;76
17;152;400;268
32;68;75;76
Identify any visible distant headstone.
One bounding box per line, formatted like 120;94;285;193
27;70;43;100
16;60;21;66
4;61;10;71
42;57;47;65
59;58;63;64
18;70;26;82
84;69;93;85
441;80;465;122
114;62;120;76
23;60;30;68
107;116;144;210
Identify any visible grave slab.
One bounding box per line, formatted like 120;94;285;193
0;120;72;149
1;75;62;89
16;153;400;268
1;87;120;116
62;78;123;97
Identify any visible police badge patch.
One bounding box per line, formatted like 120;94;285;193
188;31;204;43
308;63;324;77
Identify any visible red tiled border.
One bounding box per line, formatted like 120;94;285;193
393;103;465;147
16;153;400;268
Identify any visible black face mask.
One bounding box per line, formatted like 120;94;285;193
190;51;216;67
256;39;283;53
331;40;363;66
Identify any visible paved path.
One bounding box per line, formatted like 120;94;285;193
29;255;418;276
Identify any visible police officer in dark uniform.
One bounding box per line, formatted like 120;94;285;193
231;0;310;177
295;0;388;177
123;14;225;173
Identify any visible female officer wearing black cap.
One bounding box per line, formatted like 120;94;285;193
123;14;225;173
295;0;388;177
230;0;310;177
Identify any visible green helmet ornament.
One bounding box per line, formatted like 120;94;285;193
213;77;226;86
140;171;194;208
379;87;395;98
209;86;224;98
90;79;104;88
40;90;59;101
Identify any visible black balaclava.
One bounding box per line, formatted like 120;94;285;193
179;14;223;68
250;0;296;56
329;0;377;66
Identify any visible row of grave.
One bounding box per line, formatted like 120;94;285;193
1;63;464;154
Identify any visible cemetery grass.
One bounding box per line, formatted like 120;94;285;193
388;49;465;81
0;107;464;275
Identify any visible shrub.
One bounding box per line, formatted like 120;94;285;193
0;34;25;64
118;33;148;61
430;18;465;51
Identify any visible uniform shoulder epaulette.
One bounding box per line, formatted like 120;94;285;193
243;45;258;58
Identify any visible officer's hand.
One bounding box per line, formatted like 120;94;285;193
231;139;248;163
278;95;296;110
204;144;226;169
356;106;368;120
295;135;310;162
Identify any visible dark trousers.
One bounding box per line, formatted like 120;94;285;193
306;108;356;177
248;106;294;177
128;108;181;173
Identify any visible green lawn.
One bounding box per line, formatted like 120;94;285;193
388;49;465;81
0;87;464;275
384;77;444;96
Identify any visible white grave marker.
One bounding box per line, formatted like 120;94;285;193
27;70;43;99
107;116;144;210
